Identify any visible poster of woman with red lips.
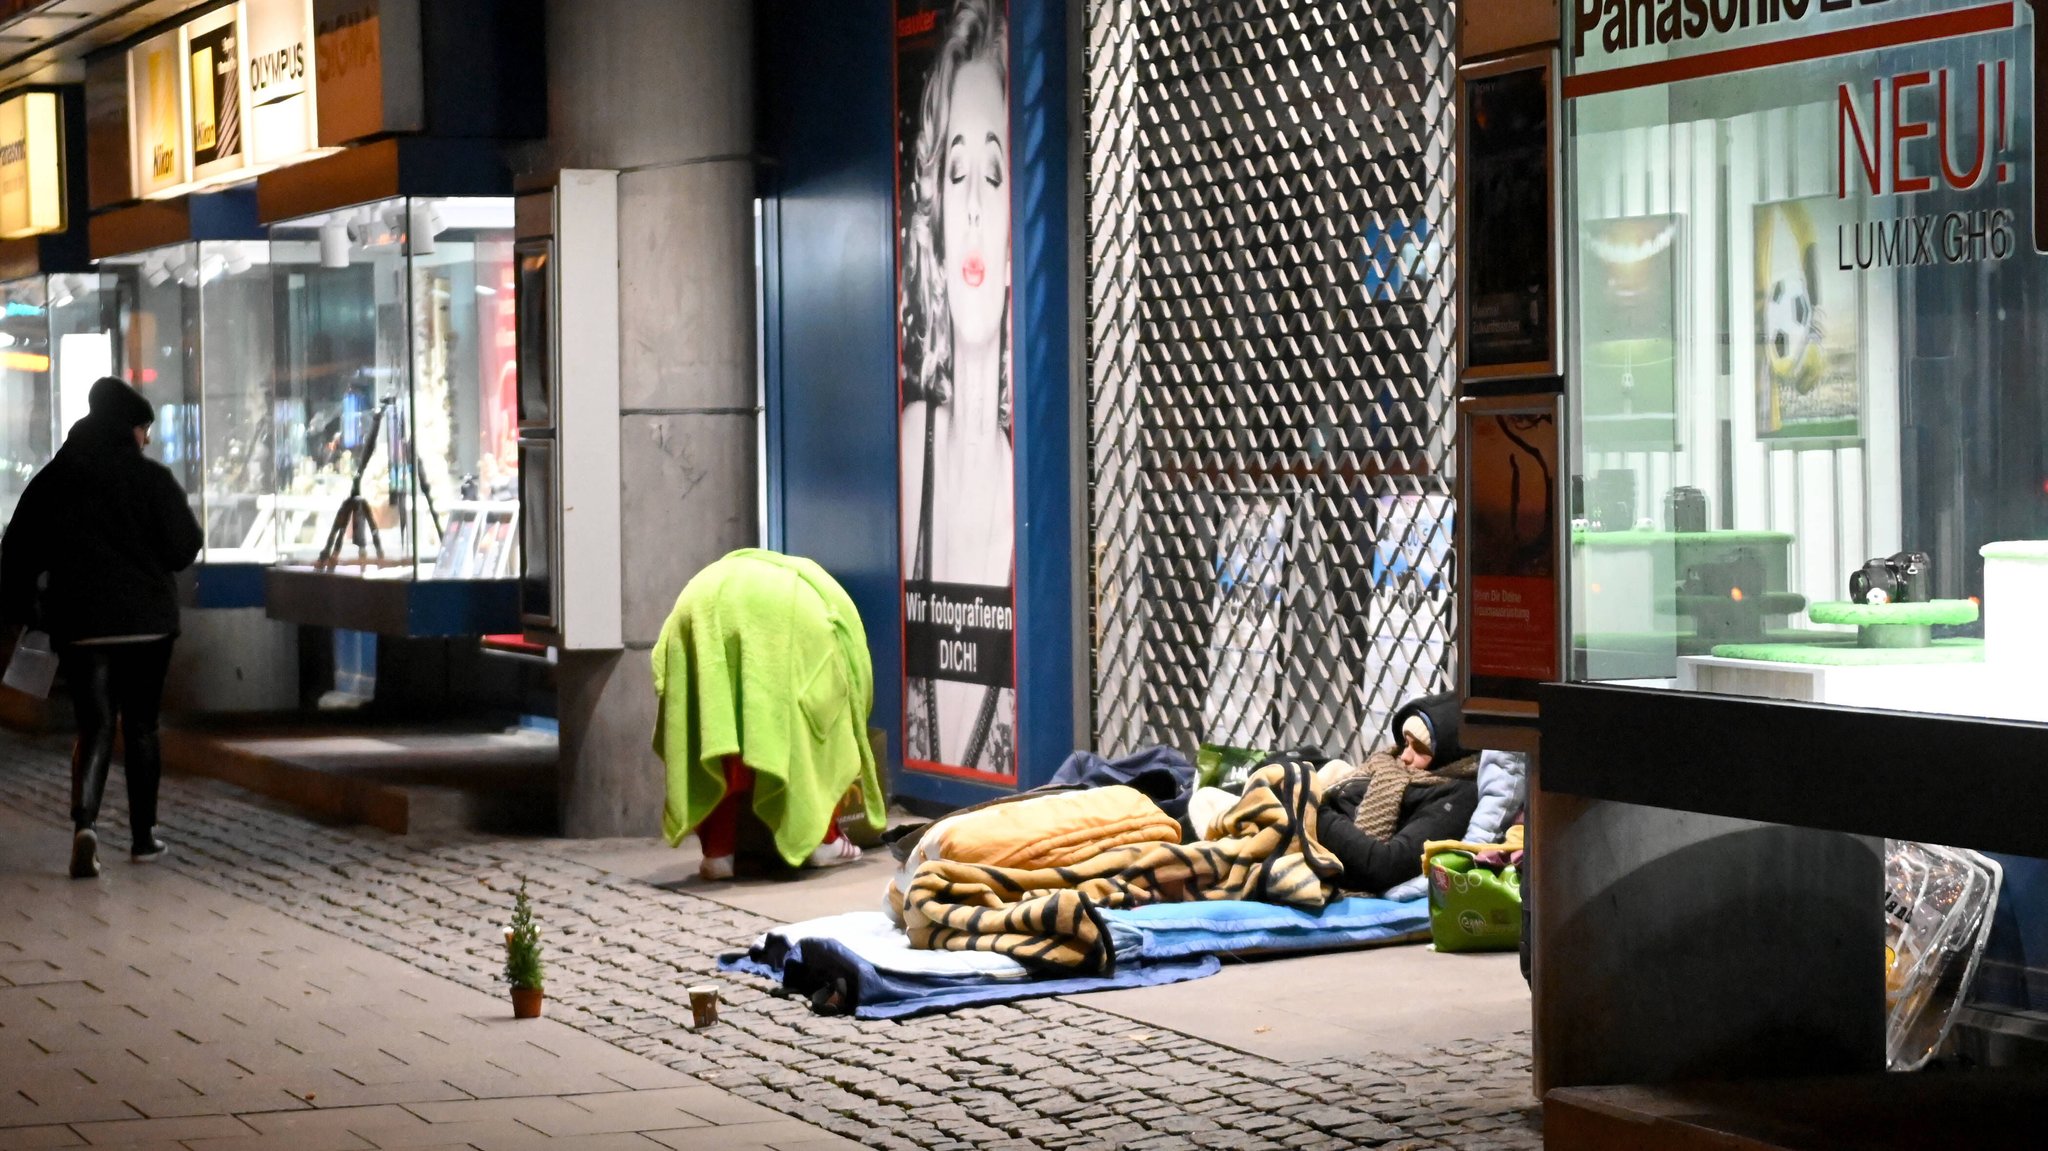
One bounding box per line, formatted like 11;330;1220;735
895;0;1018;781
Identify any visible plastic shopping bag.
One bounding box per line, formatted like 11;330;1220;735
1426;848;1522;953
2;631;58;698
1884;840;2001;1070
1195;744;1268;790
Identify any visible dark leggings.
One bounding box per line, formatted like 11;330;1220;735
60;639;174;847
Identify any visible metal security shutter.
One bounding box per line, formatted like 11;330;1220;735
1084;0;1459;762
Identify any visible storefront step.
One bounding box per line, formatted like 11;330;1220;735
160;724;557;836
0;689;67;736
1544;1070;2046;1150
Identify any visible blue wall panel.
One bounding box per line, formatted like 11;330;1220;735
1009;0;1075;793
761;0;1074;810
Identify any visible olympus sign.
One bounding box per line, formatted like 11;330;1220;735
250;43;308;96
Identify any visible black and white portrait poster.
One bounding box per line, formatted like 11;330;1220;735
895;0;1017;781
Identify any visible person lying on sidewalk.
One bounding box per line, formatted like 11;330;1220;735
1316;694;1479;895
1183;693;1478;895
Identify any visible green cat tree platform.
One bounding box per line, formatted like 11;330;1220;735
1807;599;1979;650
1707;638;1984;666
1706;599;1981;664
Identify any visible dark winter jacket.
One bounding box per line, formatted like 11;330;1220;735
1317;772;1478;894
0;379;202;643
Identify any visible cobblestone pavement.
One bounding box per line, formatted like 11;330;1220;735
0;735;1541;1151
0;800;860;1151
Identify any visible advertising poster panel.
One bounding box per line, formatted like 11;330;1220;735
1462;396;1561;712
246;0;317;165
894;0;1018;781
185;5;245;180
130;27;185;196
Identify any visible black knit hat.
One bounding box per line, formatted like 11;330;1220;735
87;376;155;429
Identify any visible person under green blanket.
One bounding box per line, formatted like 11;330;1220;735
653;550;887;881
1315;693;1479;895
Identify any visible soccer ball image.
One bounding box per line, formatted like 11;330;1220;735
1756;206;1827;397
1763;275;1824;394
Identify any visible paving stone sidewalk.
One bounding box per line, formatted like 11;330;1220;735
0;805;861;1151
0;735;1541;1151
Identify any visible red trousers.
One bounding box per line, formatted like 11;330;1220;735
697;756;843;857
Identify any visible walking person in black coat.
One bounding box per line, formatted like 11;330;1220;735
1;377;202;878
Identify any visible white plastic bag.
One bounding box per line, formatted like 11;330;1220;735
2;630;58;698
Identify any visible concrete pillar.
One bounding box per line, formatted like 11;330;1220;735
535;0;758;837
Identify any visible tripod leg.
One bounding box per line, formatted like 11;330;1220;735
319;504;350;567
417;469;444;541
368;512;384;561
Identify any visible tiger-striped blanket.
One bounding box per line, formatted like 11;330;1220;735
901;759;1342;973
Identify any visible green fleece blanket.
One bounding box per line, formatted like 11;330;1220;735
653;550;885;867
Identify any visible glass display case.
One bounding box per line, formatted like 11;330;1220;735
1564;0;2046;725
103;241;277;563
267;197;519;581
0;273;117;529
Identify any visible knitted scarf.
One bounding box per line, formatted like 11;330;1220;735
1347;751;1481;841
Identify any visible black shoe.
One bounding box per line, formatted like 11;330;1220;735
131;837;166;864
69;829;99;879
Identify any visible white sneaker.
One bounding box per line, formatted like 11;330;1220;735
698;854;735;881
806;838;861;869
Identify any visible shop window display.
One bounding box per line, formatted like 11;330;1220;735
0;274;116;530
267;197;518;581
1565;0;2048;723
100;242;276;562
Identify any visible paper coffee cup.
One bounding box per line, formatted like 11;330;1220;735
687;984;720;1028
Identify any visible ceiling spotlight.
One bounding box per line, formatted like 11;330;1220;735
408;200;445;257
144;259;170;287
223;246;253;275
319;217;350;269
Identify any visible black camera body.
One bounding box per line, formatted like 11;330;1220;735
1589;469;1636;532
1849;552;1931;605
1664;486;1709;533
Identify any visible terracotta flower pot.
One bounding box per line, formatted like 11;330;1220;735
511;986;544;1019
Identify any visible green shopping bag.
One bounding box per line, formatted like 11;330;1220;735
1425;848;1522;953
1195;743;1268;790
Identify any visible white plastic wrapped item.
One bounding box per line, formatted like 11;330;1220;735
1884;840;2002;1070
2;631;58;698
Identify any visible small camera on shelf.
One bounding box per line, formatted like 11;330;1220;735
1848;551;1931;605
1664;486;1709;533
1590;469;1636;532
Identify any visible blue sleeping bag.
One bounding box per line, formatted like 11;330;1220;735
1104;894;1430;960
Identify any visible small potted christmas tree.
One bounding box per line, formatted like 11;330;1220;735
504;879;545;1018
